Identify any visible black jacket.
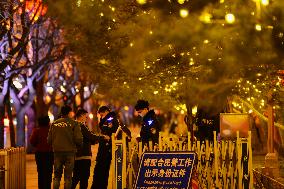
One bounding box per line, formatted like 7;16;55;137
76;123;104;158
96;112;119;160
140;110;160;144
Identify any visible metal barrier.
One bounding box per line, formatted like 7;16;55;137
253;169;284;189
0;147;26;189
111;131;254;189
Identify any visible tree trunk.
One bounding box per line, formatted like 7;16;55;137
26;106;36;153
7;100;15;147
185;103;194;143
16;110;26;147
36;77;48;117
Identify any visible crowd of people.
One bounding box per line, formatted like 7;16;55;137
30;99;160;189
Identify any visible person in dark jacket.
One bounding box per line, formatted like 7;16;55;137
30;116;53;189
71;109;110;189
135;100;160;145
91;106;119;189
47;105;83;189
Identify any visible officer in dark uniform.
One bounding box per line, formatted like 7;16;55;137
91;106;119;189
135;100;160;145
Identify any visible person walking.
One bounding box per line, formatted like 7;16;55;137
71;109;110;189
30;116;53;189
135;100;160;145
91;106;119;189
48;105;83;189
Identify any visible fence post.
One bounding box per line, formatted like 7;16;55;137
237;131;242;189
213;131;219;188
188;132;191;151
248;131;253;189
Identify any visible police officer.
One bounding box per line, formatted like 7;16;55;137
135;100;160;145
47;105;83;189
91;106;119;189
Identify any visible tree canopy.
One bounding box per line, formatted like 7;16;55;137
45;0;284;114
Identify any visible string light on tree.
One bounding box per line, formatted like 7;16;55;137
255;24;262;31
225;13;235;24
199;11;212;24
180;9;189;18
261;0;269;6
136;0;147;5
177;0;185;4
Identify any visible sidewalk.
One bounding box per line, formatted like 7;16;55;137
26;145;101;189
26;126;140;189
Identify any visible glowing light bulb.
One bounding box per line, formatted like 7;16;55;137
180;9;189;18
177;0;185;4
261;0;269;6
136;0;147;4
255;24;262;31
89;113;94;119
199;12;212;23
225;13;235;24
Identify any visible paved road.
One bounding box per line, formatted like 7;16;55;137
26;145;108;189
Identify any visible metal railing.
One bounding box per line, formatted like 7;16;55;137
253;169;284;189
0;147;26;189
112;131;254;189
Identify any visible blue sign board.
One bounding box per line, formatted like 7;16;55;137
115;143;123;189
134;152;196;189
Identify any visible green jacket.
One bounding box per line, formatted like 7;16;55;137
47;117;83;153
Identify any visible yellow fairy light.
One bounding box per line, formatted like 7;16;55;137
130;43;134;47
100;12;104;17
153;91;159;95
178;0;185;4
192;106;198;116
199;12;212;24
149;30;153;35
204;39;209;44
89;113;94;119
225;13;235;24
261;0;269;6
255;24;262;31
180;9;189;18
136;0;147;4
